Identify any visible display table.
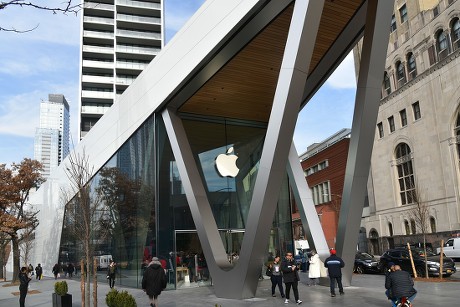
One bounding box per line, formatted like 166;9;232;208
176;266;189;282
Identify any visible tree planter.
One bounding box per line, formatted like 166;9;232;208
52;293;72;307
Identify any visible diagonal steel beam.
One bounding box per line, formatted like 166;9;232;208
335;0;395;286
287;142;329;258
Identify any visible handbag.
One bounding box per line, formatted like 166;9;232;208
265;267;272;276
320;260;328;277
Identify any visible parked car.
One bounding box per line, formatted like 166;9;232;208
354;251;381;274
437;237;460;260
379;248;456;277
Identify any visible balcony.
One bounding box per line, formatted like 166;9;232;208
116;61;147;71
83;60;114;70
82;75;114;84
83;30;114;40
116;76;136;86
82;45;113;54
116;14;160;25
117;0;161;11
85;2;114;11
116;45;160;55
81;90;114;100
84;16;114;26
116;29;161;40
81;105;112;115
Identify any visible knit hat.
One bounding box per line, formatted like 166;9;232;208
330;249;336;255
388;262;395;267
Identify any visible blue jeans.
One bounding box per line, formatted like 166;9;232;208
391;293;416;307
329;276;343;294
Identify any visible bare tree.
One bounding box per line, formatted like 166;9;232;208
19;222;35;267
409;185;430;279
61;149;108;306
0;0;81;32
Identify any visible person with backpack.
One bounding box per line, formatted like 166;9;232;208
107;259;117;289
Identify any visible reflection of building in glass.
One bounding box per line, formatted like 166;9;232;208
34;94;70;178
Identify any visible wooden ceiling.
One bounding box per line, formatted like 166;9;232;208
179;0;364;123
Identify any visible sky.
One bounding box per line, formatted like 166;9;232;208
0;0;356;166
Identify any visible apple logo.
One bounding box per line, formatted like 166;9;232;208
215;147;239;177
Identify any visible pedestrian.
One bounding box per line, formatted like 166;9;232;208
384;262;396;300
28;263;34;276
67;263;74;278
35;263;43;280
324;248;345;297
385;265;417;307
107;259;117;289
267;255;285;298
52;263;60;279
19;266;31;307
308;249;321;286
281;252;302;305
142;257;167;307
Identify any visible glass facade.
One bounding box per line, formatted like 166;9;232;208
59;113;293;290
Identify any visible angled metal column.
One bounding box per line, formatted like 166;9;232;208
287;142;329;258
335;0;395;286
163;0;325;299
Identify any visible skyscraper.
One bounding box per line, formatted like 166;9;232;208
79;0;164;139
34;94;70;178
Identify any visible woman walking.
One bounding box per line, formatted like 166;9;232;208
19;267;31;307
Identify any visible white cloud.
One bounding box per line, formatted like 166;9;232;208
325;52;357;89
0;92;41;137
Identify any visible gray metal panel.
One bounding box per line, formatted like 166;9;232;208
335;0;395;286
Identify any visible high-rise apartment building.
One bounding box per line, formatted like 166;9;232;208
34;94;70;178
79;0;164;139
354;0;460;255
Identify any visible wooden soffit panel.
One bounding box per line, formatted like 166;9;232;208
179;0;364;123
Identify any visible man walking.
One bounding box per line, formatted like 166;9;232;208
385;265;417;307
324;248;345;297
281;252;302;305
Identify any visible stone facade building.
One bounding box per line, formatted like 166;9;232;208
356;0;460;255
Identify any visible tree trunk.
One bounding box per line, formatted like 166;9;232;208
85;241;91;306
12;235;20;283
80;260;85;307
93;257;97;307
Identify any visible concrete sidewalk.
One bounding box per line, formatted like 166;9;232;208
1;272;459;306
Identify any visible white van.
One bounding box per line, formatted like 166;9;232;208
437;238;460;260
94;255;113;270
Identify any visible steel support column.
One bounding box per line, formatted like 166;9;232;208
335;0;395;286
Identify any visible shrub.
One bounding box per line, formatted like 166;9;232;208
105;289;136;307
105;289;118;307
54;281;68;296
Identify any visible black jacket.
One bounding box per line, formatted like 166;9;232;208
19;272;30;291
385;270;417;299
142;263;166;297
324;254;345;277
281;258;299;283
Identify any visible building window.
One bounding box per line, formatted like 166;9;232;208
437;30;448;61
391;14;397;32
396;61;406;88
412;101;421;120
400;109;407;127
404;220;410;235
399;4;408;23
383;72;391;95
430;217;436;233
433;5;439;18
377;122;384;138
395;143;416;205
388;116;395;133
410;219;416;234
388;222;394;237
451;18;460;51
311;181;330;205
407;53;416;80
454;113;460;162
305;160;329;176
